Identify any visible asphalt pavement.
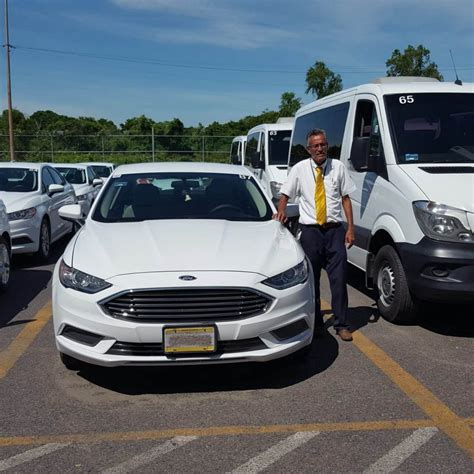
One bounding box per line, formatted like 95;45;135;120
0;235;472;473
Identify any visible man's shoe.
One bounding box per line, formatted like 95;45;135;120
314;325;326;338
336;328;353;341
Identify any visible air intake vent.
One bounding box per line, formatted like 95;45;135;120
419;167;474;174
101;288;272;322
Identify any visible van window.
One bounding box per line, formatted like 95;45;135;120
245;132;260;166
384;93;474;164
290;102;350;166
269;130;291;165
230;141;240;164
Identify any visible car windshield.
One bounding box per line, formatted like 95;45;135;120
91;165;112;178
92;172;273;222
268;130;292;165
384;93;474;164
0;168;38;192
56;167;86;184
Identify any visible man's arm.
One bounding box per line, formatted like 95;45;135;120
273;194;289;223
342;195;355;248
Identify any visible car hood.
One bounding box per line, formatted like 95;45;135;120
0;191;39;213
400;165;474;212
70;219;301;280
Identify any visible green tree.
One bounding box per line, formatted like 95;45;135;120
279;92;302;116
305;61;342;99
386;44;443;80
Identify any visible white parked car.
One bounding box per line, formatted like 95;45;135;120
80;162;115;182
53;162;315;369
52;164;103;215
0;163;76;260
0;197;11;290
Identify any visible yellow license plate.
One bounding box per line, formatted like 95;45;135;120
163;326;216;354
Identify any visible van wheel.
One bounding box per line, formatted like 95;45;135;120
60;352;84;371
0;236;11;291
374;245;416;324
36;218;51;262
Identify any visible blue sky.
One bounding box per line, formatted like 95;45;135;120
6;0;474;127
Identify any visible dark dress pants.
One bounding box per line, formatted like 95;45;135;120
300;224;349;330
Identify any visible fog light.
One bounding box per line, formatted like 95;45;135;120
431;267;449;278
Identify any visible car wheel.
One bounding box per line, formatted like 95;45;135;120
374;245;416;324
0;236;11;291
36;218;51;262
60;352;84;371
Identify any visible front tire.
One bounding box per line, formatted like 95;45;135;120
0;236;11;291
36;218;51;262
374;245;416;324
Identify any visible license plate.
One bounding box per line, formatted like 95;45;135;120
163;326;216;354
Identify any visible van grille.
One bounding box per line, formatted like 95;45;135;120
101;288;272;322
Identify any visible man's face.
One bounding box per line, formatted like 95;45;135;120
306;134;328;165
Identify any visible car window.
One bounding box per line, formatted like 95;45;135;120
0;168;38;192
87;167;97;184
93;172;273;223
47;167;66;185
91;165;112;178
42;168;55;193
56;167;86;184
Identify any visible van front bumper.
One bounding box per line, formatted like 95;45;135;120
398;238;474;304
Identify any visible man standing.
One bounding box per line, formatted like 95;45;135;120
274;129;356;341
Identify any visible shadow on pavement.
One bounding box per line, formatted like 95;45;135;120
76;335;339;395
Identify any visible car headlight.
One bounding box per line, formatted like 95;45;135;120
59;259;112;293
262;259;308;290
413;201;473;243
270;181;282;200
76;194;87;201
7;207;37;221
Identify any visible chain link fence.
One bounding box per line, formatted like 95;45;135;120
0;133;235;164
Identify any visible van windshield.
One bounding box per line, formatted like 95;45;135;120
384;93;474;164
268;130;292;165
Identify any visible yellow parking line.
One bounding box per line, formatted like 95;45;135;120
351;330;474;458
0;419;434;447
0;301;52;380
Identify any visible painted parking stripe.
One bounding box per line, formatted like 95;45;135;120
230;431;320;474
363;427;438;473
101;435;197;474
0;301;52;380
0;443;69;471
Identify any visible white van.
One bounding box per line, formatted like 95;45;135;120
230;136;247;165
288;77;474;323
245;119;294;204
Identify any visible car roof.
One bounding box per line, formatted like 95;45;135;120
112;162;253;176
79;162;114;167
0;162;47;170
51;163;89;170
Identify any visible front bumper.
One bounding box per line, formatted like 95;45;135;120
52;267;315;367
9;214;41;254
398;237;474;303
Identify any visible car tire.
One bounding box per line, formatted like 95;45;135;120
0;236;11;291
60;352;84;371
36;218;51;262
374;245;416;324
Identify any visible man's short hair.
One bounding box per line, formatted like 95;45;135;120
306;129;327;142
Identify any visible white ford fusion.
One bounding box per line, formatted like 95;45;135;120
53;162;315;369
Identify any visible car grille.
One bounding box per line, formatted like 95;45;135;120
106;337;267;356
101;288;272;322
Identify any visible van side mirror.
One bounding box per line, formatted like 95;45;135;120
349;137;370;171
251;152;265;169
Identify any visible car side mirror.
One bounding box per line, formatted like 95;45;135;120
48;184;64;196
349;137;370;171
92;178;103;187
59;204;84;225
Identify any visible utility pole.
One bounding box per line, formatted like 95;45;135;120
4;0;15;162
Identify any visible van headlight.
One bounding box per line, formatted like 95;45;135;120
59;259;112;293
413;201;473;243
270;181;282;199
8;207;37;221
262;259;308;290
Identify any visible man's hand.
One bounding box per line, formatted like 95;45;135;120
273;194;290;223
345;228;355;248
273;210;287;223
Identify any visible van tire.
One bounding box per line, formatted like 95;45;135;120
374;245;416;324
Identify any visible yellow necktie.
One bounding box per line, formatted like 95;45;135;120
314;166;327;225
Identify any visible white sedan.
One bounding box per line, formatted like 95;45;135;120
53;162;315;369
52;164;103;215
0;197;11;290
0;163;76;260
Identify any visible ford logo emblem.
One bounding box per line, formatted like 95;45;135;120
179;275;197;281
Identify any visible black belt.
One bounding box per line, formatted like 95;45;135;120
302;222;342;230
